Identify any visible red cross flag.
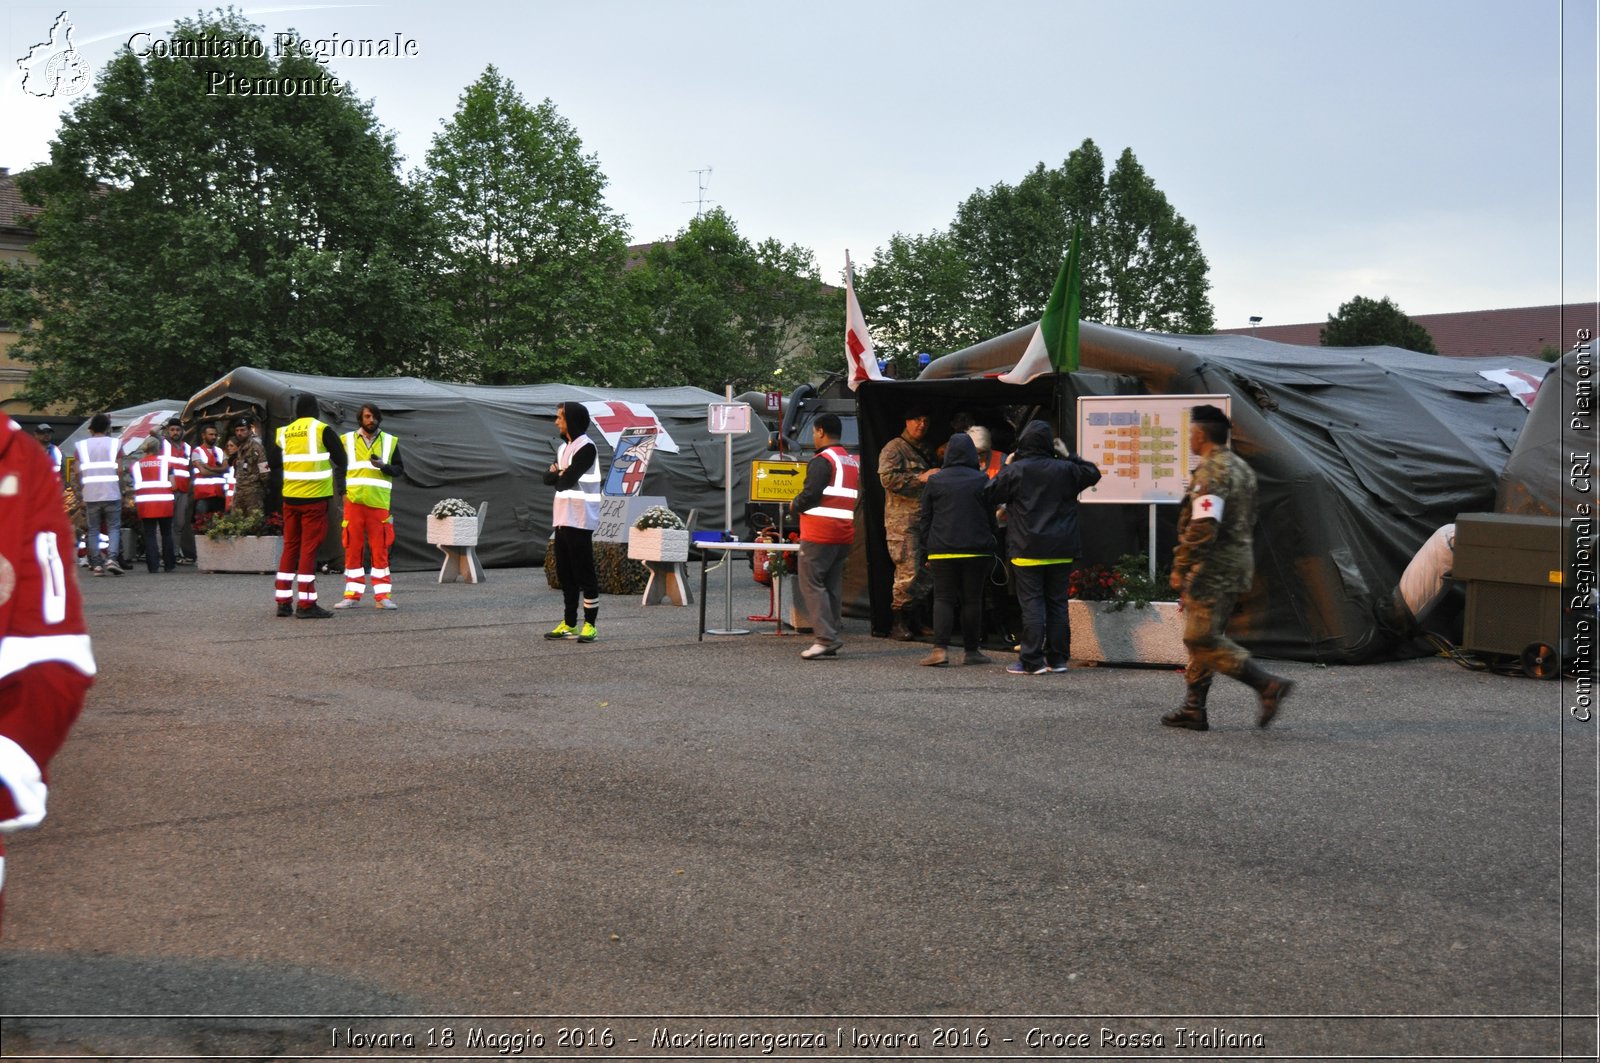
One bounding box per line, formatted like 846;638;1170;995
845;251;886;391
581;400;680;453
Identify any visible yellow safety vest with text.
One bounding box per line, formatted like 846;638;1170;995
276;417;334;499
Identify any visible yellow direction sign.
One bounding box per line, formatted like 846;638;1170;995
751;459;806;502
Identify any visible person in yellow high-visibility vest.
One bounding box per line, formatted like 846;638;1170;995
273;394;347;618
337;403;404;610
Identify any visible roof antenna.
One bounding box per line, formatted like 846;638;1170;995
684;166;714;218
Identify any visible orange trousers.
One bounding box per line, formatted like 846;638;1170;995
341;501;394;599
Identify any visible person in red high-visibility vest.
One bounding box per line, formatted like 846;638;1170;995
790;413;859;660
159;419;195;564
190;422;229;526
130;437;176;573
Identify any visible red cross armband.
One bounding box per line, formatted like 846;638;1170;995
1192;494;1224;521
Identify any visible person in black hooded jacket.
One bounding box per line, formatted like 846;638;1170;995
982;420;1101;674
915;432;999;666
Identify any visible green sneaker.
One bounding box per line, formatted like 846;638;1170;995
544;621;576;640
576;622;597;643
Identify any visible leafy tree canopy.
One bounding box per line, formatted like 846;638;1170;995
15;8;442;412
624;208;838;392
1320;295;1439;354
421;66;632;385
857;138;1214;368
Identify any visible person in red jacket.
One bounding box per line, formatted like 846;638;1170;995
0;416;95;932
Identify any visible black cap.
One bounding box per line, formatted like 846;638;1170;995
34;423;53;434
1191;404;1230;426
232;416;253;430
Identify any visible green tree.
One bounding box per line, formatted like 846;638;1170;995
1320;295;1439;354
14;10;442;412
624;208;837;391
851;230;976;373
422;67;632;385
1100;148;1214;333
857;138;1213;367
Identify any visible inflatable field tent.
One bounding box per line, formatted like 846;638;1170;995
182;368;768;573
853;320;1552;664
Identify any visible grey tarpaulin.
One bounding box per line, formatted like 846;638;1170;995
891;320;1552;663
182;368;768;573
1497;350;1590;517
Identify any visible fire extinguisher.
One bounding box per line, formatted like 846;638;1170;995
752;527;780;585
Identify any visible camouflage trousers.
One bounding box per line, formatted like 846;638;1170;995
887;530;930;612
1182;591;1250;685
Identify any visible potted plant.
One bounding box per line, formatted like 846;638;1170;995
195;508;285;573
427;498;479;547
627;506;690;563
1068;553;1186;665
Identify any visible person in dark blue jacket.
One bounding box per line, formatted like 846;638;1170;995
982;420;1102;675
914;432;999;666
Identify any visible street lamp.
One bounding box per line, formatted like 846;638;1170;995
1248;315;1263;338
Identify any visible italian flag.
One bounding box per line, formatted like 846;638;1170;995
999;222;1083;384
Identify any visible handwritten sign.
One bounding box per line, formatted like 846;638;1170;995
595;494;666;544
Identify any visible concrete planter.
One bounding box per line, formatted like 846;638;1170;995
196;535;284;574
1070;599;1186;665
426;515;478;547
627;527;690;562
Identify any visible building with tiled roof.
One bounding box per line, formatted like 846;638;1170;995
0;167;48;419
1217;301;1599;359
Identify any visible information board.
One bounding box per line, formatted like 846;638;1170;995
1078;394;1231;504
750;459;807;502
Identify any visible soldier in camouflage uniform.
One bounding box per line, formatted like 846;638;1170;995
230;416;271;516
877;408;938;640
1162;405;1293;731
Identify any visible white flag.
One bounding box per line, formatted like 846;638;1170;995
844;252;885;391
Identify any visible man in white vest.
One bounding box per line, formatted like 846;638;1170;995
337;403;404;609
542;401;601;643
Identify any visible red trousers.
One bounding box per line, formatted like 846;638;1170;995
341;501;394;599
275;500;329;607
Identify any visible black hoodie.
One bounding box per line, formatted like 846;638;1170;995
915;432;998;560
982;421;1101;560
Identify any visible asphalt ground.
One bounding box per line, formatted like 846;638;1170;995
1;559;1595;1061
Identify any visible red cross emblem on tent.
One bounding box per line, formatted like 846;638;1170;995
591;401;656;435
582;400;678;453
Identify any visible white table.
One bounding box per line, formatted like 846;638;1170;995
695;539;800;638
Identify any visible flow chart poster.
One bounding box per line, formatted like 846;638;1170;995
1078;394;1231;504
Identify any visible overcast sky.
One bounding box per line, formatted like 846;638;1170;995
4;0;1596;336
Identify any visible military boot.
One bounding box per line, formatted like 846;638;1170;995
890;609;914;641
1160;678;1212;731
1239;660;1294;728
